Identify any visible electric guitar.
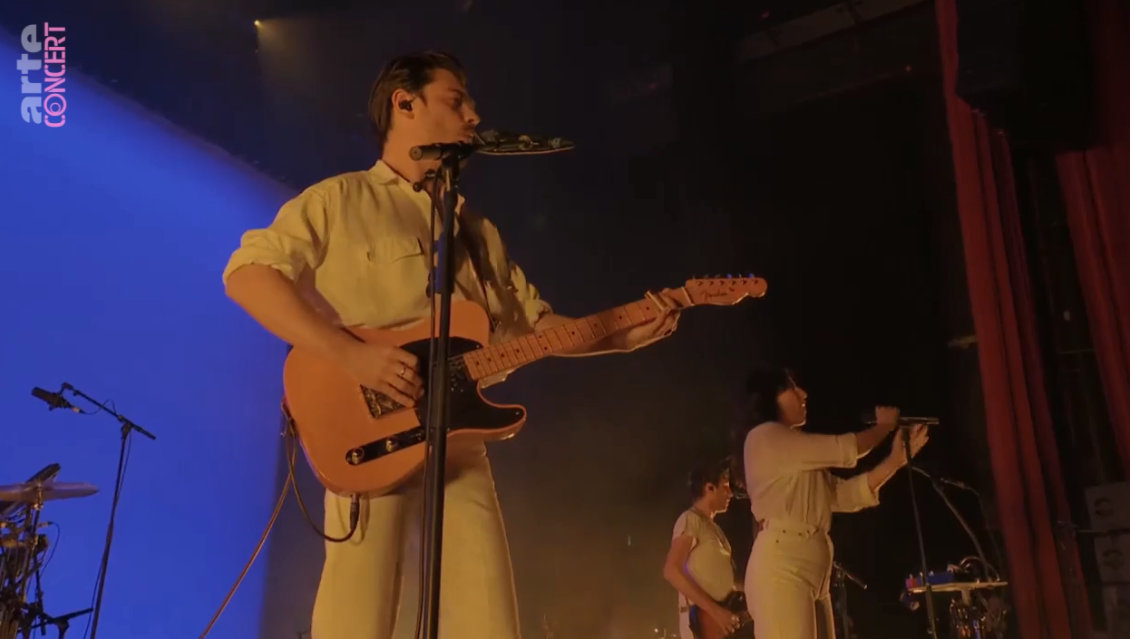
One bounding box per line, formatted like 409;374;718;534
689;591;753;639
282;276;767;496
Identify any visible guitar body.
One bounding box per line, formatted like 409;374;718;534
689;591;752;639
282;300;526;497
280;276;767;497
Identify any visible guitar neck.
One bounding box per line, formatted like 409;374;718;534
458;298;661;381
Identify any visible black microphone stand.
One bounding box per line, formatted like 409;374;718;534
28;608;92;639
902;426;940;638
832;562;866;639
61;384;156;639
912;467;994;578
408;141;477;639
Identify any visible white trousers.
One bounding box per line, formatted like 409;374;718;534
744;523;836;639
310;444;521;639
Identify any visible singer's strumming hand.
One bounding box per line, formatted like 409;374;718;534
340;340;423;407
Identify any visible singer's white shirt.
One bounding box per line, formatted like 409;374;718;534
743;421;879;532
222;159;551;341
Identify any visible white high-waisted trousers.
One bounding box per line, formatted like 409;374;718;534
310;443;520;639
744;521;836;639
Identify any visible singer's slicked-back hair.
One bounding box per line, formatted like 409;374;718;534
367;51;467;147
729;364;796;491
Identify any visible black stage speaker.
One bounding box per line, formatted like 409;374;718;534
954;0;1096;151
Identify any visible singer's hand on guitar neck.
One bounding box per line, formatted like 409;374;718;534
617;289;683;351
341;341;423;407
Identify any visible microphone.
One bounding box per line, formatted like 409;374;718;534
474;129;574;155
910;466;977;493
31;387;81;413
863;416;941;426
409;129;575;161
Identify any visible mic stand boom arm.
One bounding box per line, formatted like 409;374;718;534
61;384;155;639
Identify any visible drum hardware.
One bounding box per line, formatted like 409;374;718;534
904;569;1010;639
0;469;98;639
901;459;1011;639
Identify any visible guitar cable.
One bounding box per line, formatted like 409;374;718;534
193;412;359;639
283;406;361;544
193;429;290;639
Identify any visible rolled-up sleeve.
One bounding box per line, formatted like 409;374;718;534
829;474;879;512
222;188;331;285
751;423;861;474
672;510;702;540
508;259;553;327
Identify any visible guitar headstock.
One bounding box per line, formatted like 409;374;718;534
678;275;768;307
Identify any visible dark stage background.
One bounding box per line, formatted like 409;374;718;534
1;1;999;638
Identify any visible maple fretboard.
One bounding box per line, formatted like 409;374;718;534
457;298;664;381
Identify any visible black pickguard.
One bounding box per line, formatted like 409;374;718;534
345;336;523;467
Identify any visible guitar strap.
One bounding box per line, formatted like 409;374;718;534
454;213;499;333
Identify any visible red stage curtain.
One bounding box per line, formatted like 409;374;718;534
1056;0;1130;475
935;1;1093;637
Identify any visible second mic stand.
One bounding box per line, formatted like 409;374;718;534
409;141;477;639
832;562;866;639
62;384;156;639
902;426;940;638
915;469;994;579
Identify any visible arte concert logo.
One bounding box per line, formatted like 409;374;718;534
17;23;66;128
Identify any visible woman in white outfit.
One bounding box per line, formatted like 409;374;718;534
733;366;928;639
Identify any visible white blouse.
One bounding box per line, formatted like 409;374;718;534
743;421;879;532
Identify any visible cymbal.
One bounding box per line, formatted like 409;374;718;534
0;481;98;503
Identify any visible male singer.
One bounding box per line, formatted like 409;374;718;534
222;51;681;639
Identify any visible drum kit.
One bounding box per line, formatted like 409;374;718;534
0;463;98;639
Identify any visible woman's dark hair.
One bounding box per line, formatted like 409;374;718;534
729;365;796;491
687;458;731;500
